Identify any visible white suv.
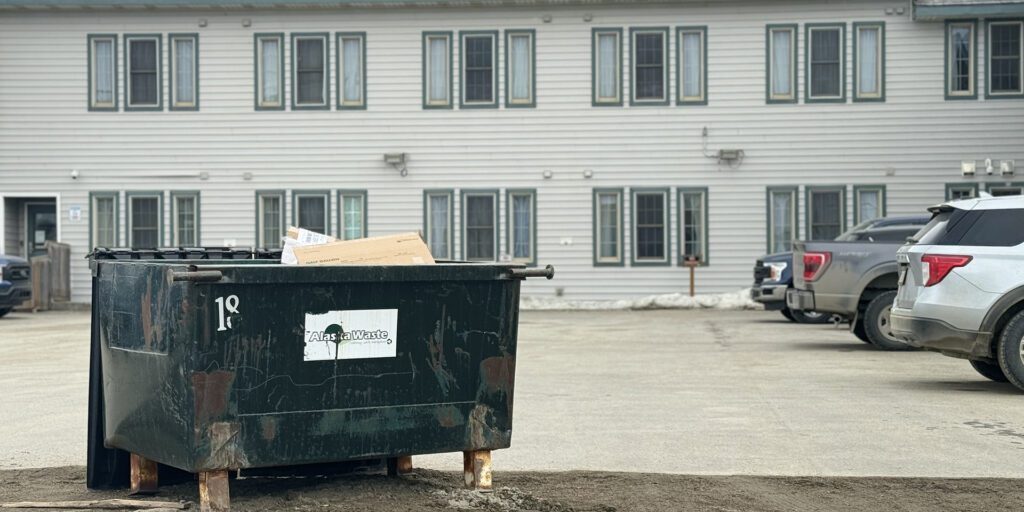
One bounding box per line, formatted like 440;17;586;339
891;195;1024;389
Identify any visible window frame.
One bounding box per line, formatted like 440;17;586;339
593;188;625;266
422;31;454;109
167;33;199;111
123;34;163;111
629;27;671;106
984;181;1024;196
766;186;799;253
255;190;286;248
592;27;624;106
852;185;886;224
337;189;368;241
89;191;119;249
126;191;164;248
805;23;846;103
945;19;978;100
459;30;499;109
336;31;367;110
852;22;885;102
766;24;798;104
88;34;118;112
676;26;708;105
805;185;847;241
291;32;330;111
423;189;455;260
945;183;980;200
505;29;536;108
461;189;499;262
291;190;331;234
631;187;671;266
985;19;1024;99
170;191;200;247
254;33;285;111
506;188;537;266
678;187;709;266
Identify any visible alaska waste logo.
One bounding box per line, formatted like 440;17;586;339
303;309;398;361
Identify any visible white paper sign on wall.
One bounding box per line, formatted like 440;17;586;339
303;308;398;361
68;206;82;222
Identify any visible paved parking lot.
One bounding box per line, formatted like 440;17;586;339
2;308;1023;477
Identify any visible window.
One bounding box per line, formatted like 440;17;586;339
424;190;453;259
292;33;329;109
631;28;669;105
462;191;498;261
632;189;669;264
256;191;285;248
592;28;623;106
767;25;797;103
946;21;976;98
767;187;797;253
127;192;162;248
853;185;885;224
923;208;1024;247
593;189;624;265
124;34;161;110
171;192;199;246
255;33;285;110
506;189;536;265
506;30;536;107
806;187;845;241
987;21;1024;97
853;22;884;101
90;192;118;248
423;32;452;108
293;191;329;234
337;32;366;109
986;183;1024;196
460;31;498;108
88;35;117;111
945;183;979;200
338;190;367;240
677;27;707;105
679;188;707;264
168;34;198;110
806;24;845;102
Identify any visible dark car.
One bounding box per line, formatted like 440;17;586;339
0;255;31;317
752;215;929;324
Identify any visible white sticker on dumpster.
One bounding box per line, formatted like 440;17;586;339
303;309;398;361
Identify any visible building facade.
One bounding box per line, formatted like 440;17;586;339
0;0;1023;303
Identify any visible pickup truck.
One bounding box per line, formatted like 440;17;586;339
0;255;31;318
786;224;924;350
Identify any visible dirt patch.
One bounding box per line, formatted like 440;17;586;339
2;466;1023;512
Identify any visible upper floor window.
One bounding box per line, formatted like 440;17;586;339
592;28;623;106
767;25;797;103
255;33;285;110
461;31;498;108
767;187;797;253
806;24;845;102
292;33;329;110
853;22;884;101
678;27;707;105
507;189;536;265
128;192;162;248
946;20;976;98
424;190;453;259
125;34;161;110
462;191;498;261
987;20;1024;97
293;191;329;233
88;35;117;111
338;190;366;240
338;32;366;109
423;32;452;108
632;189;669;264
256;191;284;248
807;187;845;240
171;192;199;246
631;28;669;105
170;34;198;110
506;30;536;107
593;189;624;265
90;192;118;248
679;188;708;264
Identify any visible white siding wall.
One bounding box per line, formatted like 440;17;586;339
0;1;1022;303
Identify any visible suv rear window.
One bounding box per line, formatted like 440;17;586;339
917;209;1024;247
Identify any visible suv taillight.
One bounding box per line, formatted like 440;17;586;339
921;254;972;287
803;252;831;282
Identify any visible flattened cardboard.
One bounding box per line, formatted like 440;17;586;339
293;232;435;266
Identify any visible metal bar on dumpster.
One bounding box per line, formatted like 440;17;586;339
509;265;554;280
170;269;224;283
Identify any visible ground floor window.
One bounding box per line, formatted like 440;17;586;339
256;191;284;248
338;190;366;240
171;192;199;246
767;187;797;253
986;183;1024;196
127;192;162;248
632;189;669;264
293;191;329;234
90;192;118;249
806;187;845;241
854;185;885;224
507;189;536;265
679;188;707;264
593;189;624;265
946;183;979;200
424;190;453;259
462;191;497;261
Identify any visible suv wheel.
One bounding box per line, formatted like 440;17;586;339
969;360;1008;383
851;320;871;343
863;291;915;351
996;310;1024;391
781;308;796;322
0;308;9;318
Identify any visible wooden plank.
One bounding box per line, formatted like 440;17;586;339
462;450;492;490
198;470;230;512
129;453;158;495
0;498;186;509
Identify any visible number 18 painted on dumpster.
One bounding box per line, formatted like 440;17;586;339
215;295;240;332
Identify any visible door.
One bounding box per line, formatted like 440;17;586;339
26;202;56;257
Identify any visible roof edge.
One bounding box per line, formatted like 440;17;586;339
914;2;1024;20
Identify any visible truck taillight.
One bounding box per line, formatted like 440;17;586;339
803;252;831;282
921;254;972;287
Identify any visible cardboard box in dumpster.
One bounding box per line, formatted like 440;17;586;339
292;231;436;265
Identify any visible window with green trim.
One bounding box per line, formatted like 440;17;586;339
631;28;669;105
424;190;453;259
88;35;117;111
461;31;498;107
171;192;199;246
128;193;162;248
679;189;707;263
339;190;366;240
292;33;329;109
338;32;366;109
255;33;284;110
807;187;845;240
946;21;976;98
987;20;1023;97
986;183;1024;196
767;187;797;253
170;34;198;110
806;24;845;102
946;183;978;200
767;25;797;103
423;32;452;108
125;34;162;110
854;186;885;224
506;30;535;107
677;27;706;104
90;192;118;248
854;23;884;101
632;189;669;263
462;191;498;261
257;191;284;247
507;190;536;264
293;191;329;233
594;189;623;265
592;28;622;105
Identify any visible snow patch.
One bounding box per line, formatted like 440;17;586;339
520;288;764;311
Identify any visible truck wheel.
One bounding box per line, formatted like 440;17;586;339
969;360;1008;383
792;310;832;324
781;308;796;322
996;310;1024;392
0;308;9;318
863;291;915;351
851;319;871;343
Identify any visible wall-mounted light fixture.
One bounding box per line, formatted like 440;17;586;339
542;15;552;23
582;13;593;22
583;169;593;179
542;170;553;179
241;19;252;27
1002;160;1015;176
384;153;409;177
961;161;976;175
198;19;208;27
